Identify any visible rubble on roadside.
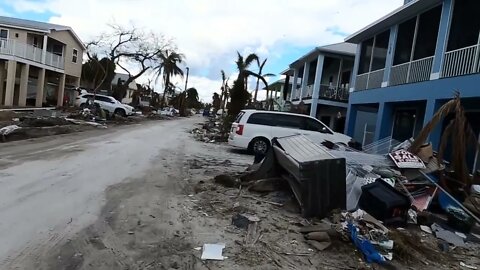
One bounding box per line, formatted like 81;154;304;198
193;129;480;269
191;116;229;143
0;107;173;143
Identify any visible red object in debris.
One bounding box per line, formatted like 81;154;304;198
236;124;244;135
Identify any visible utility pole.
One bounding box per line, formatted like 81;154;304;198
184;67;189;91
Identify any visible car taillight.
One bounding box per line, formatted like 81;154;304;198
236;124;244;135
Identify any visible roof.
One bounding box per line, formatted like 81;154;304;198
289;42;356;67
0;16;86;49
345;0;442;43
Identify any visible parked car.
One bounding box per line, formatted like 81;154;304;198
159;107;178;116
228;110;355;154
75;93;135;117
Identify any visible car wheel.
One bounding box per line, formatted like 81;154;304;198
114;108;126;117
250;137;270;155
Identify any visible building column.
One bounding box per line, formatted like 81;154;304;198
382;25;398;87
36;68;46;107
310;55;325;117
275;86;279;99
374;102;394;141
57;73;66;107
431;0;454;79
18;64;30;107
345;104;358;136
290;69;298;102
422;99;444;150
4;60;17;107
350;44;362;92
282;75;290;100
300;62;310;102
42;34;48;64
0;62;6;105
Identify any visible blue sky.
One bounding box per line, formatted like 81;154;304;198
0;0;403;101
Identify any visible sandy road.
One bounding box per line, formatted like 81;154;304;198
0;117;214;268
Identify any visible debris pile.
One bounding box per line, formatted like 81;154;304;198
191;117;229;143
207;126;480;267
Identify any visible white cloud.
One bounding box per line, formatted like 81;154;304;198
6;0;403;102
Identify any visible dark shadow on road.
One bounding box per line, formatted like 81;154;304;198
229;149;251;156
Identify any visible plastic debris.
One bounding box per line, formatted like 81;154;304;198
348;222;385;264
420;225;433;234
201;243;226;260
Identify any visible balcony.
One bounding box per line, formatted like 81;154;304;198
302;84;314;99
355;69;384;91
292;87;301;101
0;38;64;70
390;56;434;86
442;44;480;78
319;85;349;102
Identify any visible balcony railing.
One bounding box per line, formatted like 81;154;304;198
0;38;64;69
292;87;301;100
442;44;480;78
319;85;349;102
390;56;434;86
355;69;385;91
302;84;314;99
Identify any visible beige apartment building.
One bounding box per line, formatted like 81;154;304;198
0;16;84;107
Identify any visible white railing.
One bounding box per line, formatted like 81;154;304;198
355;69;384;91
355;73;369;91
292;87;301;100
442;44;480;78
367;69;384;89
319;84;349;102
390;56;434;86
303;84;313;98
0;38;64;70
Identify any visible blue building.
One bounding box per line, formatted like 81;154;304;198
345;0;480;171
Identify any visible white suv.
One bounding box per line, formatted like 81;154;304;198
75;93;134;117
228;110;354;154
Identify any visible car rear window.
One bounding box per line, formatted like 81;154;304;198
247;113;274;126
234;111;245;123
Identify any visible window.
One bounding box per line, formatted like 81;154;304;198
33;37;39;47
234;112;245;123
247;113;274;126
447;0;480;51
95;96;113;103
52;44;63;56
274;114;303;129
304;118;332;134
72;49;78;63
394;18;416;65
414;5;441;60
0;29;8;39
371;30;390;71
359;38;374;74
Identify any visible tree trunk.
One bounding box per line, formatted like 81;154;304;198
253;78;260;102
161;74;169;108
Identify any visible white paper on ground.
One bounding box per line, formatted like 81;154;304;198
201;243;226;260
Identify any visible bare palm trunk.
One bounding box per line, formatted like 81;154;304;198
161;74;169;108
254;78;260;102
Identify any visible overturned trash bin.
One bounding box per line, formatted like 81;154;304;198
271;135;347;218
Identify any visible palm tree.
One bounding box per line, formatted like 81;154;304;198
253;58;275;102
153;50;185;108
235;52;258;91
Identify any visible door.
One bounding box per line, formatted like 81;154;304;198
392;109;417;141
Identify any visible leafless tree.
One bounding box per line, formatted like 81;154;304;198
86;24;175;101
